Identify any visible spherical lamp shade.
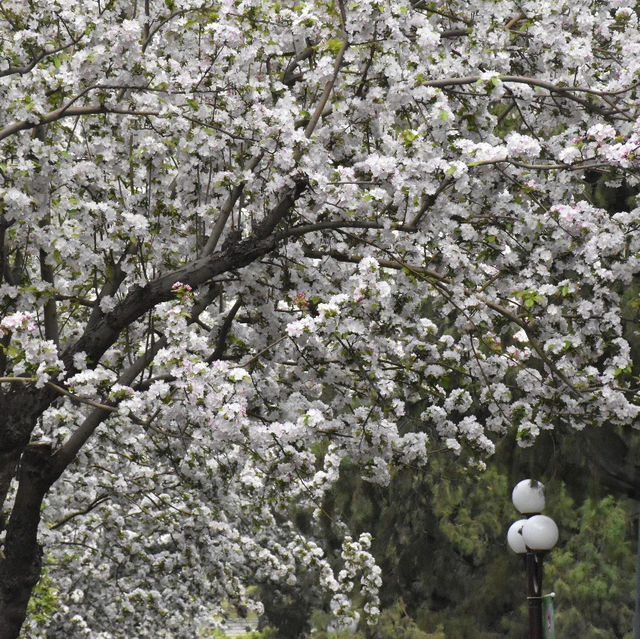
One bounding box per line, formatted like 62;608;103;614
522;515;559;551
512;479;545;514
507;519;528;554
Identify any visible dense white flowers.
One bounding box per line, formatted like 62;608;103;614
3;0;640;636
286;315;318;337
505;133;542;158
0;311;36;334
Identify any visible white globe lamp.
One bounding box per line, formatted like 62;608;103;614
507;519;528;554
522;515;559;551
512;479;545;514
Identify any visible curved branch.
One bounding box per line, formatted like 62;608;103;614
0;34;85;78
425;74;636;97
50;338;166;478
49;493;111;531
142;8;200;53
0;105;159;142
422;75;636;116
0;377;116;412
282;219;414;237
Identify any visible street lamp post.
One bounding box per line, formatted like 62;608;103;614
507;480;559;639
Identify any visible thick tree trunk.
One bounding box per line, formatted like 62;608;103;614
0;444;53;639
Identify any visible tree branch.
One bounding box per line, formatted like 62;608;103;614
407;176;454;230
282;46;315;87
202;153;264;256
0;105;160;142
39;250;59;346
304;41;348;140
51;339;165;478
86;242;137;330
0;34;85;78
421;75;636;116
0;378;116;412
49;493;112;530
209;298;243;361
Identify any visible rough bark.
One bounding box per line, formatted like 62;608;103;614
0;444;55;639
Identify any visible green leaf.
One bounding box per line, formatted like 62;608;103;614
401;129;418;146
325;38;344;54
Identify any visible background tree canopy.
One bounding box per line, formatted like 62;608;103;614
1;0;640;637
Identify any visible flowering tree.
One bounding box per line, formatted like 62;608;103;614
1;0;640;636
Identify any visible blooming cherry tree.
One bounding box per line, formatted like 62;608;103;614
1;0;640;636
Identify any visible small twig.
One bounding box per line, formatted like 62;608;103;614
303;40;348;140
50;493;112;530
0;376;37;384
45;381;118;412
240;335;288;368
505;12;525;30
